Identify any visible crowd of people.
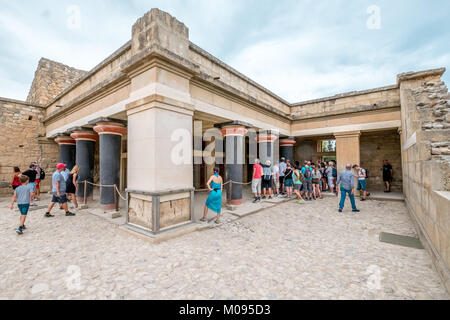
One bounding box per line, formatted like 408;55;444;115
10;158;395;234
9;162;81;235
201;158;395;223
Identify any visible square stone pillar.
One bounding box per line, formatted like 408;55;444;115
125;95;194;234
335;131;361;192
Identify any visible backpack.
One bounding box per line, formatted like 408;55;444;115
332;167;337;178
304;167;312;179
263;166;272;181
40;168;46;180
364;168;369;179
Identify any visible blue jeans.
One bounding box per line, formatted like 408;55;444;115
339;187;357;211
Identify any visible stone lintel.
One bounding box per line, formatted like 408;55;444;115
88;117;127;126
125;93;194;116
214;120;253;129
334;130;361;138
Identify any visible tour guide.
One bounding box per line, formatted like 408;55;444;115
336;164;360;213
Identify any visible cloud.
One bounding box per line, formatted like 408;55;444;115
0;0;448;102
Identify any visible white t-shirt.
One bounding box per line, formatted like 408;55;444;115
272;165;279;180
358;168;366;180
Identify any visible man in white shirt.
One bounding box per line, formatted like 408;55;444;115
272;162;280;197
279;157;287;195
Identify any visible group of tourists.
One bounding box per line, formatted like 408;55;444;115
251;158;340;204
201;158;395;222
9;162;81;235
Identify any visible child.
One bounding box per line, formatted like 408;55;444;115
10;175;32;235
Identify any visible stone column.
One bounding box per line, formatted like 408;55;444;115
258;131;279;165
280;137;296;162
70;129;98;200
335;131;360;192
54;135;76;170
215;121;252;206
93;120;127;210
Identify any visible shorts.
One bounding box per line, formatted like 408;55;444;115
35;179;41;189
252;179;261;194
18;204;30;216
284;179;293;187
51;193;68;204
279;176;285;186
358;180;367;191
28;182;36;193
274;179;280;189
327;177;334;188
12;185;20;190
262;179;272;189
312;178;320;184
294;183;302;191
302;180;313;193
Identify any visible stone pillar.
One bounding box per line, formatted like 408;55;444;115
215;121;252;206
54;135;76;170
93;120;127;210
335;131;360;192
280;137;296;163
258;131;279;165
70;129;98;200
125;95;194;233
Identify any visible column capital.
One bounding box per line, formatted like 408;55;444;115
54;135;76;145
214;121;253;137
279;137;296;146
257;134;278;143
93;122;127;136
70;129;99;142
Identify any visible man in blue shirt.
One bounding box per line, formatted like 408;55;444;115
44;163;75;218
301;161;313;200
336;164;360;213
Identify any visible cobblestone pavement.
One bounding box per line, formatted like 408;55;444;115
0;194;448;300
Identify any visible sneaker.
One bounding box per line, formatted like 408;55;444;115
252;199;258;203
262;196;266;199
361;198;366;201
296;200;305;204
268;196;272;199
338;209;343;213
16;228;23;235
199;217;206;222
65;212;76;216
352;209;360;213
44;212;54;218
22;225;27;230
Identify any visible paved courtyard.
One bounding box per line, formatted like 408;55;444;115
0;194;448;300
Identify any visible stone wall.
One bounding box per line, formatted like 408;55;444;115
360;130;403;192
0;98;59;195
291;86;400;119
399;68;450;293
27;58;87;106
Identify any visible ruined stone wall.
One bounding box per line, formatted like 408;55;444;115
0;98;59;195
399;69;450;293
27;58;87;106
291;86;400;119
360;131;403;192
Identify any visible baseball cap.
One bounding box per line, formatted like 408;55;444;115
56;163;67;169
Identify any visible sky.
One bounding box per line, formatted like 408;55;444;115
0;0;449;102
